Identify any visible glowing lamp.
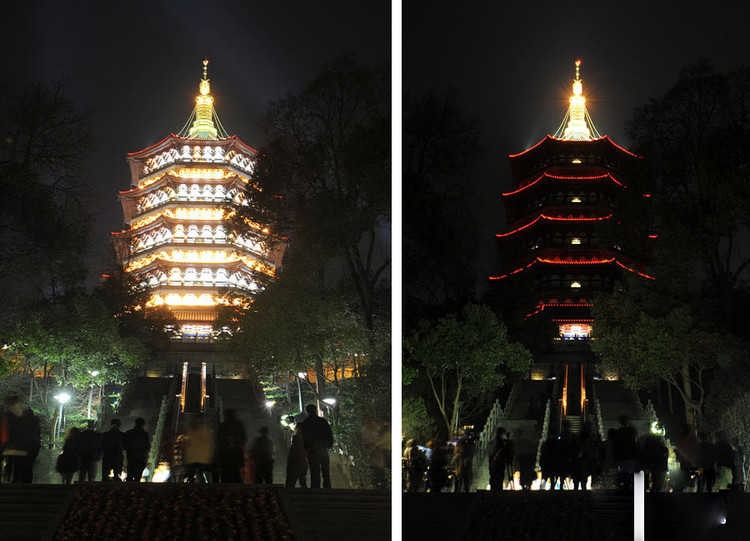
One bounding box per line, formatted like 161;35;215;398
570;281;582;289
265;400;275;409
55;393;71;404
322;398;336;406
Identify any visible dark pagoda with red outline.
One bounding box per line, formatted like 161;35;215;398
491;60;654;431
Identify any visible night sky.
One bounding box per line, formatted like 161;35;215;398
3;1;390;282
404;2;750;286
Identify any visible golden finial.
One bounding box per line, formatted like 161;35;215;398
575;59;581;81
190;58;218;139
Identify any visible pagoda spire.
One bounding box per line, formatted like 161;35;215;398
561;59;595;141
188;59;219;139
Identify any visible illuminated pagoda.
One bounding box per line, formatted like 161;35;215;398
491;61;654;429
113;60;275;339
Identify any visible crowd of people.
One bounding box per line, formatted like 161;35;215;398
403;415;747;494
1;395;337;489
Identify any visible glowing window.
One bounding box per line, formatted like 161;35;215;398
570;281;582;288
571;238;582;245
571;158;582;164
571;197;582;203
560;323;591;339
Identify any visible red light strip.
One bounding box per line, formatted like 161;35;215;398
537;256;615;265
615;260;655;280
502;173;625;197
496;213;613;238
648;234;658;239
492;256;653;281
525;302;594;318
508;136;551;158
489;259;537;280
552;319;594;322
541;213;612;222
496;215;543;237
603;136;643;158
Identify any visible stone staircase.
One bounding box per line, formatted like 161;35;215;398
0;484;74;541
285;489;390;541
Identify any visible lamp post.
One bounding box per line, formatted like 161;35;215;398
54;392;71;441
87;370;99;419
296;372;306;413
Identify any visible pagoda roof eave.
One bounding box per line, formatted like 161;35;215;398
508;135;642;162
127;133;259;159
489;255;654;281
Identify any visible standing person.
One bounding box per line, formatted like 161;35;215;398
172;432;188;483
250;426;275;484
730;438;745;493
675;424;699;492
123;418;150;482
184;416;215;483
403;439;427;493
299;404;334;489
286;425;308;488
540;435;560;490
612;415;639;489
19;408;41;483
1;395;30;483
426;439;449;493
642;433;668;492
217;408;247;483
575;422;600;491
714;431;734;492
77;420;103;481
100;419;124;482
489;427;512;491
453;434;475;493
56;427;80;485
697;431;717;493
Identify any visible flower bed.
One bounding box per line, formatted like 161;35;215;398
463;491;621;541
53;484;295;541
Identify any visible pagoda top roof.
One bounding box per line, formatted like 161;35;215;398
509;134;641;161
127;133;259;159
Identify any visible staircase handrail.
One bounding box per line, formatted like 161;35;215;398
534;398;552;471
632;389;646;419
476;398;502;464
643;398;659;427
503;379;521;419
590;380;605;439
146;393;169;481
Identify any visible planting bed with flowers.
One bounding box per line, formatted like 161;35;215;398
53;484;295;541
463;491;627;541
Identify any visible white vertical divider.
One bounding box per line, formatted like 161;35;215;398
634;471;645;541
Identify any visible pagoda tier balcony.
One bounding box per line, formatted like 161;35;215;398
508;136;640;181
507;195;618;224
126;135;259;182
124;237;270;264
504;206;614;230
119;167;251;198
127;199;236;225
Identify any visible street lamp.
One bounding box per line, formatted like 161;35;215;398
54;392;71;441
322;397;336;416
296;372;307;413
87;370;100;419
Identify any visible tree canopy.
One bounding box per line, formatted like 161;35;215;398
403;92;483;326
404;303;531;437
